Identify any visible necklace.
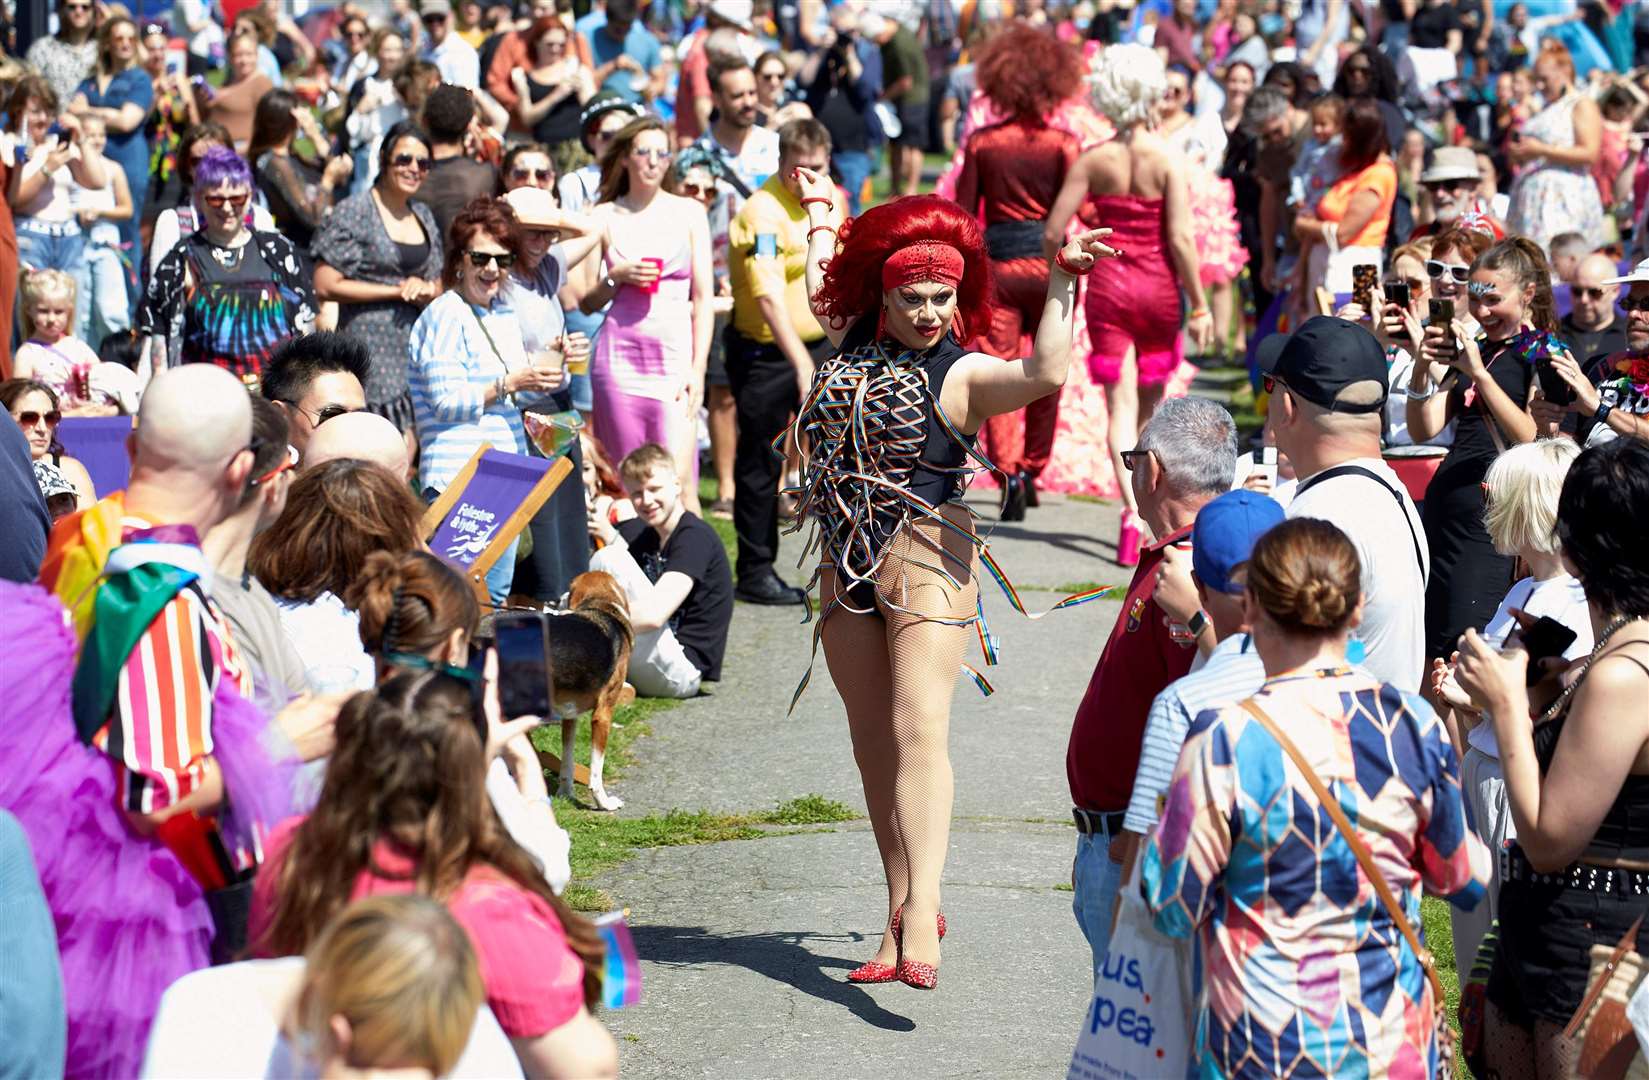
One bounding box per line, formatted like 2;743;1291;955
1539;615;1647;723
207;237;245;269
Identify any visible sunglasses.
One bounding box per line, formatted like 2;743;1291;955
392;152;432;172
1573;286;1615;301
759;71;785;81
279;399;356;426
422;13;448;22
631;147;670;162
679;182;712;199
1426;259;1471;283
62;2;91;10
203;192;250;210
524;227;562;244
251;444;299;486
1261;374;1290;396
1622;295;1649;313
510;167;553;182
465;249;515;270
15;409;61;428
1120;448;1154;471
595;125;628;141
344;28;367;38
1425;179;1475;193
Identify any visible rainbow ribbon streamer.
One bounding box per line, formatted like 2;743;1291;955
594;910;642;1009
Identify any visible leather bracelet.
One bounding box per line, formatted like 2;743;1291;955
800;196;834;211
807;224;837;242
1052;249;1090;276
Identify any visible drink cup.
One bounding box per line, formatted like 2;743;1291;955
639;256;663;294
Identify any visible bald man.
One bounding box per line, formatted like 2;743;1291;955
42;365;258;844
1560;252;1629;366
302;411;412;481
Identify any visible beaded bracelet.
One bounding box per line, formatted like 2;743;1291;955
1053;248;1091;277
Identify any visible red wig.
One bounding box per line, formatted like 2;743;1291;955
975;23;1083;121
814;196;993;341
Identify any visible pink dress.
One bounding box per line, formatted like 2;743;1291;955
591;224;694;468
1080;194;1184;387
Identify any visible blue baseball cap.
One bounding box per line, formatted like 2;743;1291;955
1192;490;1285;595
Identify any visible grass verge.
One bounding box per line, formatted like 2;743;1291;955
1422;895;1469;1077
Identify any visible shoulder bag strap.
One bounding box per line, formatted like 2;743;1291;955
1238;698;1446;1006
1295;464;1427;581
464;300;511;374
1563;914;1645;1039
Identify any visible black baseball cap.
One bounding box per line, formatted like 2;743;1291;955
579;92;644;151
1256;315;1388;414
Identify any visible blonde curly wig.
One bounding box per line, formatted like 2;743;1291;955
1088;43;1167;129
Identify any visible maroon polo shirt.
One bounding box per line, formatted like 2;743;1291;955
1066;525;1198;812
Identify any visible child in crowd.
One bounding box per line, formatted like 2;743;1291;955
11;269;139;414
587;443;733;699
67;115;131;349
1281;93;1345;306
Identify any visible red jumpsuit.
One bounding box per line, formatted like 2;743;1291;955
953;118;1078;480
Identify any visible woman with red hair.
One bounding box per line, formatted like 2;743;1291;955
792;178;1115;990
953;23;1085;522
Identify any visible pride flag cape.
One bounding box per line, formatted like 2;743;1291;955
594;910;642;1009
40;494;209;743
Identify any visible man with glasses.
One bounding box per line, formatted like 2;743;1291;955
1535;257;1649;447
1409;146;1504;242
694;61;780;260
1065;397;1237;981
260;331;369;461
1559;252;1628;365
414;85;498;243
1260;316;1428;690
419;0;480;89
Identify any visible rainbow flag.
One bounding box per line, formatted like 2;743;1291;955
594;910;642;1009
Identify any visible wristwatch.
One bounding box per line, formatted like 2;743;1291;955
1185;610;1210;638
603;274;618;291
1595;400;1614;425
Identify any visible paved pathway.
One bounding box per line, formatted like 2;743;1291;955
598;493;1132;1080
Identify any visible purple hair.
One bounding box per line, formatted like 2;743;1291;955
193;145;253;193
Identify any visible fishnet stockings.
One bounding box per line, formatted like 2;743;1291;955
821;505;978;969
1482;1000;1583;1080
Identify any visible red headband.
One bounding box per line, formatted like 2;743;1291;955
881;241;965;292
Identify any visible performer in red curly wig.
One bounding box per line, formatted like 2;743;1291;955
954;23;1087;522
789;180;1116;990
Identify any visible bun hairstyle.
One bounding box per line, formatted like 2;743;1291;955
1473;237;1559;336
1535;38;1576;83
1088;43;1167;130
348;550;480;659
1244;517;1363;635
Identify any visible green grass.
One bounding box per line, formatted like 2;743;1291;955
697;477;738;564
761;794;857;825
1422;895;1469;1078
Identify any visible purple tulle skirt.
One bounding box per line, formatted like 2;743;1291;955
0;581;299;1078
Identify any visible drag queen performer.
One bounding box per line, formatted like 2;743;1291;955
1047;43;1211;566
790;175;1115;989
952;22;1085;522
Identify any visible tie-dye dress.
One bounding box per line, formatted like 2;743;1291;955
1143;667;1490;1079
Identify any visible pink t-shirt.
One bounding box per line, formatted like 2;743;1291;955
250;817;587;1038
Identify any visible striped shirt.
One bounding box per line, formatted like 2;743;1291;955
89;528;251;816
408;290;530;493
1123;633;1267;835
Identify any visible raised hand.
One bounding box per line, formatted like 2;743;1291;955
1056;227;1118;274
792;165;836;209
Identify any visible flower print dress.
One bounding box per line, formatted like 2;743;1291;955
1507;92;1605;253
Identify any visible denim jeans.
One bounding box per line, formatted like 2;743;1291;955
1073;824;1125;992
16;219;86;277
77;232;130;351
833;150;874;215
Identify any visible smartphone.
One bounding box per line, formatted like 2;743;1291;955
1535;348;1576;407
1518;615;1578;686
1352;264;1379;315
1253;446;1278;489
492;611;554;719
1428;297;1453;326
1385;280;1411;309
44;121;66;143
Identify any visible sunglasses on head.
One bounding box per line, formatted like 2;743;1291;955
1426;259;1471;283
15;409;61;427
250;444;299;487
392;152;431;172
465;249;515;270
510;166;552;182
203;192;250;210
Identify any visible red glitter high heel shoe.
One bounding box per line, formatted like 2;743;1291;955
890;905;947;945
845;959;898;984
897;957;938;990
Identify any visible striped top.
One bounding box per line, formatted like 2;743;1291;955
1123;632;1267;835
87;518;251;816
407;290;530;493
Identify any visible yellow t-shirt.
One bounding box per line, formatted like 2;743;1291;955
728;175;842;345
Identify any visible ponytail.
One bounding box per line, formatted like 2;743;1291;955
1473;237;1559;336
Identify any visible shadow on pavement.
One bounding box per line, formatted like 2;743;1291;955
631;924;919;1032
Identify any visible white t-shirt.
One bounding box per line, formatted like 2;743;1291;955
274;591;376;692
142;957;524;1078
1466;573;1593;759
1288;457;1430;692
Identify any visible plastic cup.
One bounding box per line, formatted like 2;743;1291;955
639;256;663;294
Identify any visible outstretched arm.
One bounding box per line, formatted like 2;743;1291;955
951;229;1118;431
